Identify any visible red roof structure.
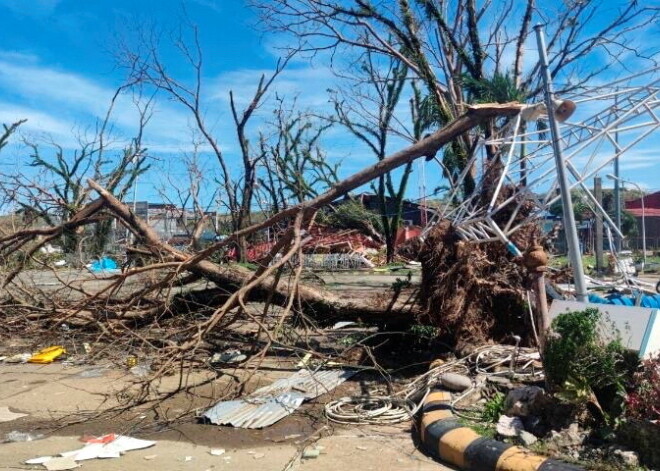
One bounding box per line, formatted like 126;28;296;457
232;225;384;262
625;191;660;217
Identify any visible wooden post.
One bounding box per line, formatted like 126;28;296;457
523;245;550;351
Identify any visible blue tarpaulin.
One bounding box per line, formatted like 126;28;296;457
89;257;118;273
588;293;660;308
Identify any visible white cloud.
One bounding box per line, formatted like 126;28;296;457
0;102;78;145
209;64;336;110
0;52;207;153
0;0;62;17
190;0;222;13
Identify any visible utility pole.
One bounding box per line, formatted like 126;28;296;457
614;92;622;251
535;24;588;302
594;177;604;274
608;174;647;271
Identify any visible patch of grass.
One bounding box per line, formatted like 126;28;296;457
234;262;258;271
407;324;439;340
481;392;506;423
338;332;367;346
528;441;552;457
581;460;648;471
549;254;660;272
458;419;497;439
530;442;649;471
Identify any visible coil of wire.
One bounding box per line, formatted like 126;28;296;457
324;396;415;425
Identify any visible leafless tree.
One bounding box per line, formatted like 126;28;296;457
257;96;338;216
330;52;424;261
155;135;220;250
0;89;153;256
252;0;659;192
116;23;295;261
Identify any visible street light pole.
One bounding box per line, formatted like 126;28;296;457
607;174;646;271
535;24;588;302
614;93;622;251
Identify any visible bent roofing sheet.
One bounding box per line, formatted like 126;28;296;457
203;369;355;429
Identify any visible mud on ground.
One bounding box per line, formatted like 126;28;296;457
0;362;452;471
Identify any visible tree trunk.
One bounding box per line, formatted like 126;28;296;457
385;236;396;264
62;227;80;254
91;219;113;256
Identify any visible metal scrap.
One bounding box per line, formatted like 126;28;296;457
203;368;356;429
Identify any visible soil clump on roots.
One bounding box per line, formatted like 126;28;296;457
418;217;540;348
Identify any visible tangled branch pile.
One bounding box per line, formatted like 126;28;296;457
0;104;529;404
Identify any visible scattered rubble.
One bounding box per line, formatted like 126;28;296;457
302;448;321;459
438;372;472;392
503;386;545;417
210;349;247;364
545;423;586;458
611;447;640;468
518;430;538;446
5;431;42;442
496;415;524;437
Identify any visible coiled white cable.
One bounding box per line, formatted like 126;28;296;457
324;396;416;425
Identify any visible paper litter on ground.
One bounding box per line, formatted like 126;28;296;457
43;456;80;471
26;434;155;467
0;406;28;423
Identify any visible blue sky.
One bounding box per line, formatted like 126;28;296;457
0;0;658;211
0;0;368;207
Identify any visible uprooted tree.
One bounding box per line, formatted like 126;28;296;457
116;24;301;261
1;104;526;394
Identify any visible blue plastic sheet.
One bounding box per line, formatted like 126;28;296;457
89;257;118;273
588;292;660;308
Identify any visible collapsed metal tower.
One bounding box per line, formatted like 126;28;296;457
424;50;660;293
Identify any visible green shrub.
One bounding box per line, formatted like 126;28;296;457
317;199;384;234
544;308;636;420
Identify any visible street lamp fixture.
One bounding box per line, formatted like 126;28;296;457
606;174;646;270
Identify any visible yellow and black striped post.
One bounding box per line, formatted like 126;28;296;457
420;389;583;471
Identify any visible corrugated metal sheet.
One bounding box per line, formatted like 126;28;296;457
203;369;355;429
250;369;355;398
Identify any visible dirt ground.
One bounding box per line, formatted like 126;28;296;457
0;362;452;471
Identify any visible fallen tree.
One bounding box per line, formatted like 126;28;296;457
1;103;528;383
